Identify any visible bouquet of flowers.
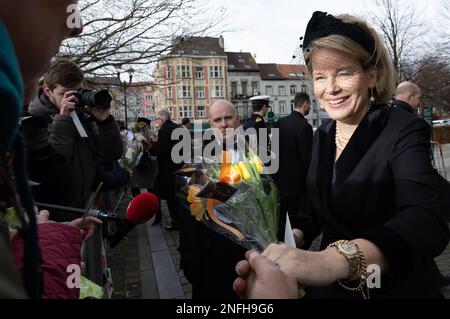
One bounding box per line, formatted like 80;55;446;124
176;146;279;251
120;130;143;173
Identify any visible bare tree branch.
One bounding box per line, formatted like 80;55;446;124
367;0;426;83
59;0;229;79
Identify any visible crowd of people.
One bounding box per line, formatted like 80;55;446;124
0;1;449;300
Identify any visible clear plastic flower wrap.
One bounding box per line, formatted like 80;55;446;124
175;145;279;251
120;130;143;173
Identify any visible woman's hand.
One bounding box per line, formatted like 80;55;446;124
262;243;348;287
234;250;298;299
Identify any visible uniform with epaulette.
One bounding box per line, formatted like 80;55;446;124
242;95;270;150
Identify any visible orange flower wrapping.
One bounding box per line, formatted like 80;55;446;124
187;185;209;221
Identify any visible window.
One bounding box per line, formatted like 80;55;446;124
278;86;286;96
301;84;307;93
197;106;206;118
209;66;223;79
177;65;191;78
179;106;192;118
266;86;273;95
290;100;295;110
177;86;192;98
196;87;205;99
166;66;172;79
241;81;248;96
279;101;287;114
290;85;296;95
193;50;199;55
231;82;237;97
211;86;224;98
196;67;204;79
167;86;173;99
252;82;258;96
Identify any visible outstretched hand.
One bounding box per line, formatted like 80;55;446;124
68;216;102;240
233;250;298;299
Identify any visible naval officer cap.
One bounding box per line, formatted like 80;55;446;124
249;95;270;102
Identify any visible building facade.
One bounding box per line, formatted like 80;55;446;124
227;52;261;121
259;63;324;127
154;36;228;123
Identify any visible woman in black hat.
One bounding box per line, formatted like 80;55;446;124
234;11;449;299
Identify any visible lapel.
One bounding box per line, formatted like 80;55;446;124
334;105;391;189
310;105;391;238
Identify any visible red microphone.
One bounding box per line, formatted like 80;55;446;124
126;192;159;224
109;192;159;248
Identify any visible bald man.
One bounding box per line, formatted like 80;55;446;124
392;81;422;116
208;99;240;143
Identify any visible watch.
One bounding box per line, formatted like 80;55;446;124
328;240;364;282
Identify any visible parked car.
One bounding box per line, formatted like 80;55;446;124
432;119;450;127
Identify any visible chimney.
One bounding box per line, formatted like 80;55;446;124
219;35;224;49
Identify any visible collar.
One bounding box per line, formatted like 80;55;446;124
391;99;417;116
291;110;306;119
314;105;391;204
310;105;390;237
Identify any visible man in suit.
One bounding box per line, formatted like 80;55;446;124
149;109;183;230
391;81;422;116
178;100;247;299
272;92;313;241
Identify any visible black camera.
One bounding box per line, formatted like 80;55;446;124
74;89;112;109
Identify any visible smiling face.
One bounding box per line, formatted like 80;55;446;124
311;48;376;125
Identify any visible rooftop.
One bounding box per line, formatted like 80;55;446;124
227;52;259;72
168;36;226;57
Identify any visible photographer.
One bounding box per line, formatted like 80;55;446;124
22;59;125;219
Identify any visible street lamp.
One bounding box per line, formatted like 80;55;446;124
116;67;135;128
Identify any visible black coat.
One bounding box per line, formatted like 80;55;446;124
273;111;313;239
390;99;418;117
178;205;246;299
149;120;183;197
296;105;450;298
177;140;247;299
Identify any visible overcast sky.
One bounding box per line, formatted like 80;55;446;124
210;0;444;64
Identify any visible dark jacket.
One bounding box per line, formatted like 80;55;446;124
390;99;418;116
273;111;313;240
22;89;123;213
297;105;450;298
149;120;183;197
177;140;247;299
242;114;269;149
178;205;247;299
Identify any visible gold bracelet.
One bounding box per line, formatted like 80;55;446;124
328;240;370;299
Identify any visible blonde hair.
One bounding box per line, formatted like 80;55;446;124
304;14;395;105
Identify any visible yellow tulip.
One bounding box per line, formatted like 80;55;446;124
237;162;252;180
